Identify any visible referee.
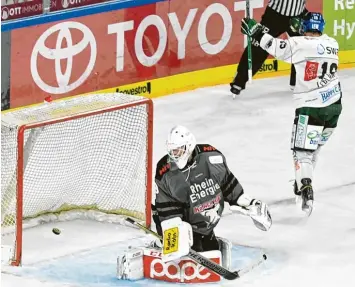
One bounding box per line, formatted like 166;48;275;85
230;0;307;96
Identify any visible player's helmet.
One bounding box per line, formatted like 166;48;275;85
166;125;196;169
302;12;325;35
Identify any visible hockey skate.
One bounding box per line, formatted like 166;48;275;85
230;84;242;99
299;178;314;216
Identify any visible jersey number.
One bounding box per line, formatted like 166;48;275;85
279;41;286;49
304;61;338;81
319;62;338;79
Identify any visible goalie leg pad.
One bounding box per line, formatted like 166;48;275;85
161;217;193;262
217;237;232;269
117;248;144;280
144;247;222;283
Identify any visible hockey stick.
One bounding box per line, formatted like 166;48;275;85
125;217;267;280
246;0;253;84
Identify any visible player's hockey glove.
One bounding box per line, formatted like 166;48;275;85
290;9;309;35
230;200;272;231
289;17;303;35
241;18;264;43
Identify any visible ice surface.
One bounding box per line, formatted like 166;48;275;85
2;69;355;287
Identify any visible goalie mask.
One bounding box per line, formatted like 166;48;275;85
166;126;196;169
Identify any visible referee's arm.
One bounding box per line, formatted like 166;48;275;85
268;0;306;17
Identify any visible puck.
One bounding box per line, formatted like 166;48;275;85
52;228;61;235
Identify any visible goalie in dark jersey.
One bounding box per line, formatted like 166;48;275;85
153;126;272;258
117;125;272;283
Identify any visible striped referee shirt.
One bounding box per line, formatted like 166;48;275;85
268;0;306;17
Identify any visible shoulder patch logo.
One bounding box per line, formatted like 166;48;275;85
203;146;216;152
159;163;170;176
209;155;223;164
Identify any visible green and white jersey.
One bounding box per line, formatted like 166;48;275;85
260;33;341;108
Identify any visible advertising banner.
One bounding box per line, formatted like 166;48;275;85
323;0;355;51
3;0;348;109
10;0;269;107
10;1;165;107
49;0;111;12
1;0;43;22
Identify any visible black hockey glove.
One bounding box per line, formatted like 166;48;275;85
241;18;266;43
289;17;303;35
289;9;310;36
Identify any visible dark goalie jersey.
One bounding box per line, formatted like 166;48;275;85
154;144;244;236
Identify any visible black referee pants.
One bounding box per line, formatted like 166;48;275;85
232;7;299;90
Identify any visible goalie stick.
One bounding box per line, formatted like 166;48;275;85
125;217;267;280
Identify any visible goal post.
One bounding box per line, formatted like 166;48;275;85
1;93;153;266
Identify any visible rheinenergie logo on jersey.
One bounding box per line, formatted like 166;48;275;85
189;178;220;203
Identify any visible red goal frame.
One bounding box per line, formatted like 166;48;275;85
10;98;153;266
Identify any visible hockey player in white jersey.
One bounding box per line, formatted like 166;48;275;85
240;12;342;216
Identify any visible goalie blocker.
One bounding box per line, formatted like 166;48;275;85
117;218;232;283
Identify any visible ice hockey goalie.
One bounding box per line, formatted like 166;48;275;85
116;125;271;283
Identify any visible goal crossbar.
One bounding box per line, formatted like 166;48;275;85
1;93;153;266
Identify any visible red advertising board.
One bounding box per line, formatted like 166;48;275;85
1;0;43;21
9;0;322;108
49;0;110;12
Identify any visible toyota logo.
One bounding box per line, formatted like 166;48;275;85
30;22;97;94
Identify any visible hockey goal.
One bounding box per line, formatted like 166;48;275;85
1;93;153;266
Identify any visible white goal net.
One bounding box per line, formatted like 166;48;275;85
1;93;153;266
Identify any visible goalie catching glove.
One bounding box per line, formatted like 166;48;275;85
230;194;272;231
